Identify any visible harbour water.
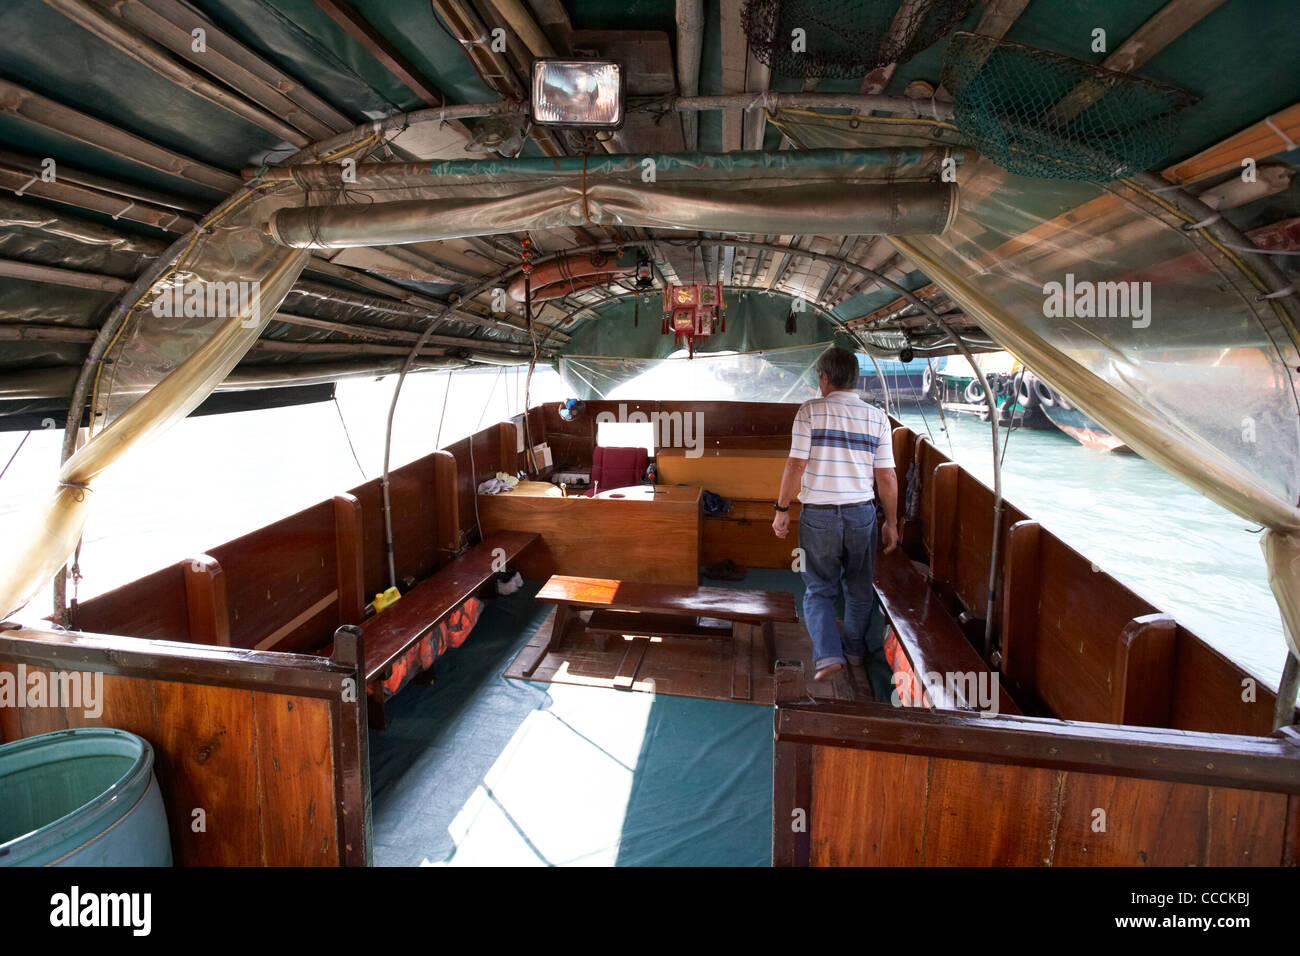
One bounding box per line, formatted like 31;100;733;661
0;370;1286;688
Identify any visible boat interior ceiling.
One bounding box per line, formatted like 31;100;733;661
1;0;1300;867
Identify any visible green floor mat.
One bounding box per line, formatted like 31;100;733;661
369;577;782;866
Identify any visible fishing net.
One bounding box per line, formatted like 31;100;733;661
941;33;1198;181
741;0;976;79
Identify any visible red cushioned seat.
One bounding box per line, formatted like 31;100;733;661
586;446;648;496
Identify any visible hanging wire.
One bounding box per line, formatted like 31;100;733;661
434;368;455;450
332;395;367;480
0;431;32;483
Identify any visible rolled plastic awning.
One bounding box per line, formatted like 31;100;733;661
262;148;960;249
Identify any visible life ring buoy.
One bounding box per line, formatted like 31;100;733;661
921;364;935;399
506;253;636;302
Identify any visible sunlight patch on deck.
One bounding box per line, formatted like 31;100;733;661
424;684;654;866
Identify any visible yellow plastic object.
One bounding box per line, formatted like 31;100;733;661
373;587;402;613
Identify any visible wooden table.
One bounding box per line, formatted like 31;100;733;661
527;574;799;693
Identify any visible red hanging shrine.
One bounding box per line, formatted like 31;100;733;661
661;282;725;358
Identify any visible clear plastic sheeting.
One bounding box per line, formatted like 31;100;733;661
561;342;827;403
0;242;307;619
93;180;310;426
892;156;1300;520
890;157;1300;665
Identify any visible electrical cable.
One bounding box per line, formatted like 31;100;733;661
332;395;367;479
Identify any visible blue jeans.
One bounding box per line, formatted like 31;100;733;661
798;502;878;672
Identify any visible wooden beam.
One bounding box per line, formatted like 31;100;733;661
314;0;454;110
1111;614;1178;728
1048;0;1228;125
0;78;240;192
111;0;353;139
42;0;311;146
0;161;197;233
0;259;129;294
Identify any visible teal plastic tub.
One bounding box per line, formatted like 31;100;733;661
0;728;172;866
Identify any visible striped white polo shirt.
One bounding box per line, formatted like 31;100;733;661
789;390;895;505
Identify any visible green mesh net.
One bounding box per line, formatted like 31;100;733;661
940;33;1198;182
741;0;975;79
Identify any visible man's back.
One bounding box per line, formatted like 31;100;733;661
789;391;894;505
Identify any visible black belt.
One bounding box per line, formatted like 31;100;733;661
801;500;874;510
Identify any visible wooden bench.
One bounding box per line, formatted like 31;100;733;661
349;529;537;726
528;575;799;689
873;547;1020;715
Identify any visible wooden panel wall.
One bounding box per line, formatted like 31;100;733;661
1029;533;1159;724
1170;633;1281;736
0;627;368;867
806;744;1298;866
478;490;701;586
535;400;800;470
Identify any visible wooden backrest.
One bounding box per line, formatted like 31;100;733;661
999;520;1170;725
75;563;191;642
208;499;339;653
535;400;800;469
447;421;511;541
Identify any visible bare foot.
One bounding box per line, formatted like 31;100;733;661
813;662;843;682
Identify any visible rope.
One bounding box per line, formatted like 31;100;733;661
57;480;90;501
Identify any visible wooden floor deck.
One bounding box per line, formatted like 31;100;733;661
506;607;868;705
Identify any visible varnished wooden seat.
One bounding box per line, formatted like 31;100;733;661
873;547;1020;715
359;530;538;684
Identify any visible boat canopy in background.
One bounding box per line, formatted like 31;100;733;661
561;342;826;405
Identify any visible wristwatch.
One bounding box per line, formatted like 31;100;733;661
773;502;789;513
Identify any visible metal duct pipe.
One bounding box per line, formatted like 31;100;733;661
676;0;703;150
267;181;958;248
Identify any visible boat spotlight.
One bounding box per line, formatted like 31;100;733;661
530;59;624;129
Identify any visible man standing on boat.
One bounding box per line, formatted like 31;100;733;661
772;346;898;690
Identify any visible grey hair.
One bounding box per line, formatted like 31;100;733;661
815;347;859;389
